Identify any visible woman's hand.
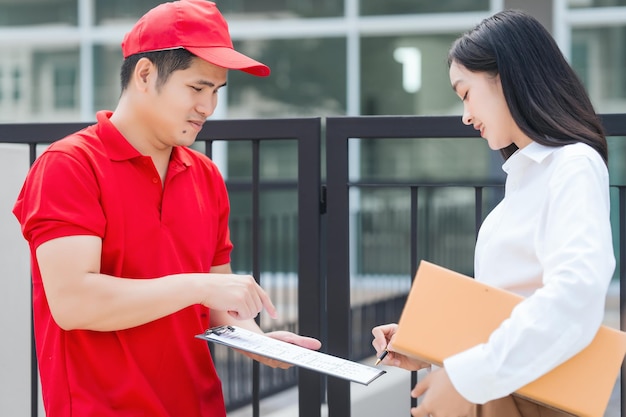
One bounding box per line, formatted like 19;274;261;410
372;323;430;371
410;368;473;417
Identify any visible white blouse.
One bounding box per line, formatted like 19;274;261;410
443;141;615;404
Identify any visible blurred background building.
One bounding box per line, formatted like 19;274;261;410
1;0;625;209
0;0;625;123
2;0;624;275
1;0;626;415
1;0;625;198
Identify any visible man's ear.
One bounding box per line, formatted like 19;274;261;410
132;57;156;91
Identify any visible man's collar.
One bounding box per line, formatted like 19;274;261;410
96;110;193;167
96;110;141;162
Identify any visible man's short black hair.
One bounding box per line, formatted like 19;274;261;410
120;48;197;92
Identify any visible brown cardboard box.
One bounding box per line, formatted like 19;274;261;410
393;261;626;417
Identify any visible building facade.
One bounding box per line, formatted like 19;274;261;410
0;0;624;119
1;0;625;181
0;0;625;183
1;0;626;415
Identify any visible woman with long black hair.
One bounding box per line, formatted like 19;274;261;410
373;9;614;417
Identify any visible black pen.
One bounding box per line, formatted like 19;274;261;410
375;348;389;366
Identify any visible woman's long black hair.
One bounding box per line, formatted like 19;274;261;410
448;10;607;164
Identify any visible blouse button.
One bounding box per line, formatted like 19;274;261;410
152;178;159;184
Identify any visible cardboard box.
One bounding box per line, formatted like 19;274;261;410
393;261;626;417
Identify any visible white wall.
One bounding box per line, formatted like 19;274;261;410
0;144;39;416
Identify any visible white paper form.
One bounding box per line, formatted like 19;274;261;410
195;325;386;385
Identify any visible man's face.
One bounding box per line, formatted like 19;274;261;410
145;57;228;149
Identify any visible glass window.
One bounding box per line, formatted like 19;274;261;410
352;187;480;276
0;48;32;122
358;31;504;252
361;34;460;116
360;0;489;16
215;0;342;19
260;140;298;180
228;38;347;118
568;0;626;7
227;141;253;180
29;48;80;121
12;68;21;102
571;26;626;113
357;137;502;182
229;189;299;272
95;0;163;25
93;45;124;112
225;140;298;181
608;136;626;184
53;66;77;109
0;0;77;26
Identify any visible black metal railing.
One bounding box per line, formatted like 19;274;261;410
325;114;626;417
0;118;323;417
2;113;626;417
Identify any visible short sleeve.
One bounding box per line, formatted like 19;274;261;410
210;163;233;267
13;149;106;250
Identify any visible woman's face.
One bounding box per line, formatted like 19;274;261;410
449;61;531;151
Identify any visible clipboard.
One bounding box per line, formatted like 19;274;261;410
196;325;386;385
392;260;626;417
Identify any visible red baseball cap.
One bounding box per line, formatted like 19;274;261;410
121;0;270;77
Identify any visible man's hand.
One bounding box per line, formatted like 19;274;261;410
372;323;430;371
199;273;278;321
410;368;473;417
238;331;322;369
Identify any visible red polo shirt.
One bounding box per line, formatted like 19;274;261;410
13;111;233;417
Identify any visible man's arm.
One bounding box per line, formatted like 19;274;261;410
36;235;276;331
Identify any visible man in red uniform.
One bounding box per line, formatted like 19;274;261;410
13;1;320;416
